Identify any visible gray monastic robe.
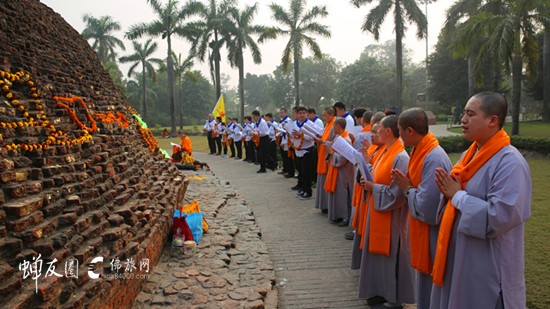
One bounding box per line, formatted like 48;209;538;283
326;135;354;221
430;145;531;309
314;129;335;210
407;146;452;309
357;150;416;304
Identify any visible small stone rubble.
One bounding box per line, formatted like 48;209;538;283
133;168;277;309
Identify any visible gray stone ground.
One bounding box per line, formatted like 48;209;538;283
429;124;461;137
133;168;277;309
195;153;381;309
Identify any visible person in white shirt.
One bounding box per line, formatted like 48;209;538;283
307;108;324;187
243;116;256;163
231;118;243;159
214;116;223;155
334;102;356;141
265;113;279;171
203;114;217;155
252;110;273;173
291;107;316;200
278;108;294;178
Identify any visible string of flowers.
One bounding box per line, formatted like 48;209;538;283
136;122;158;152
54;96;97;133
94;111;129;128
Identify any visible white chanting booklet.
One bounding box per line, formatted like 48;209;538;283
304;121;323;135
353;152;374;182
170;142;181;149
331;136;357;164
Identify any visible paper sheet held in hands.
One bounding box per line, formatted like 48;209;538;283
170;142;181;149
353;152;374;182
331;136;357;164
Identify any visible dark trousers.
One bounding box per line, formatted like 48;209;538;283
258;136;272;170
312;145;318;181
280;146;294;176
215;137;222;154
296;148;314;195
207;131;216;154
255;143;260;163
235;141;242;158
229;140;236;157
268;140;277;169
246;141;256;162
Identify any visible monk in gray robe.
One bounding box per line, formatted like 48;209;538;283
358;115;416;307
314;107;336;212
391;108;452;309
433;91;531;309
350;112;386;268
324;118;354;222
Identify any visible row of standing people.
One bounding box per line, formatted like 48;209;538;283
204;92;531;309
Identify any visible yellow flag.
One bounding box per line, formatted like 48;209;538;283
212;94;226;123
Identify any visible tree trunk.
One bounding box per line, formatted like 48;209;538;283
543;30;550;122
167;36;177;135
493;64;501;92
179;81;183;130
511;53;522;136
395;0;403;114
468;55;475;97
239;53;245;122
214;30;222;99
142;62;147;123
294;56;300;107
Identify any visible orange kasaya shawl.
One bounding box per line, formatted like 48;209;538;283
324;130;349;193
432;129;510;286
352;144;387;250
317;118;335;175
368;138;405;255
408;133;439;274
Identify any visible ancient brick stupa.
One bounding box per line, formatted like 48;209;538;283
0;0;187;308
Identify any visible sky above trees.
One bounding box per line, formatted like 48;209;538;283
42;0;453;88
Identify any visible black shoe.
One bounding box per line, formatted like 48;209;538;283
254;162;260;165
285;174;295;178
299;193;312;200
321;209;328;214
338;219;350;227
367;296;386;307
257;169;266;173
230;156;235;158
277;171;286;175
248;161;255;164
291;186;302;191
296;191;305;198
345;232;354;240
216;153;221;156
209;153;215;155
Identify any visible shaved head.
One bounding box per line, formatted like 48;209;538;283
370;112;385;126
324;106;336;116
473;91;508;128
334;117;347;130
363;111;373;124
399;108;429;136
381;115;400;138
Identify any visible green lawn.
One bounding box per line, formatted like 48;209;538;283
449;121;550;138
447;153;549;309
157;135;210;154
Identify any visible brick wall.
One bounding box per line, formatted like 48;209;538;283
0;0;187;308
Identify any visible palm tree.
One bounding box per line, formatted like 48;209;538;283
351;0;427;114
126;0;202;133
451;0;550;135
171;52;199;129
225;3;264;121
260;0;331;107
119;39;163;122
191;0;236;100
125;77;158;115
82;14;125;63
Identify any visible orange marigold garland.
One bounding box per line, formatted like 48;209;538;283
54;96;97;133
94;111;129;128
0;71;94;151
136;122;158;152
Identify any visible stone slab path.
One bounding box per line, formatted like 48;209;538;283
194;153;370;308
133;168;277;309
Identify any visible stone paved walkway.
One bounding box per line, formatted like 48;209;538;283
429;124;461;137
195;153;371;308
133;168;277;309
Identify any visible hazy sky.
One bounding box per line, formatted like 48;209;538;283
41;0;453;88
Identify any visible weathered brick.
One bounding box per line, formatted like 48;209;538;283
25;180;43;194
3;184;26;198
2;196;43;218
0;171;15;183
101;225;130;242
0;238;22;259
21;218;57;242
0;263;14;283
15;249;38;265
27;239;54;256
36;275;63;302
107;214;124;227
14;171;27;182
5;211;43;232
58;212;78;226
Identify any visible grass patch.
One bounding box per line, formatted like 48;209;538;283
447;153;549;308
448;121;550;138
157;135;211;154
